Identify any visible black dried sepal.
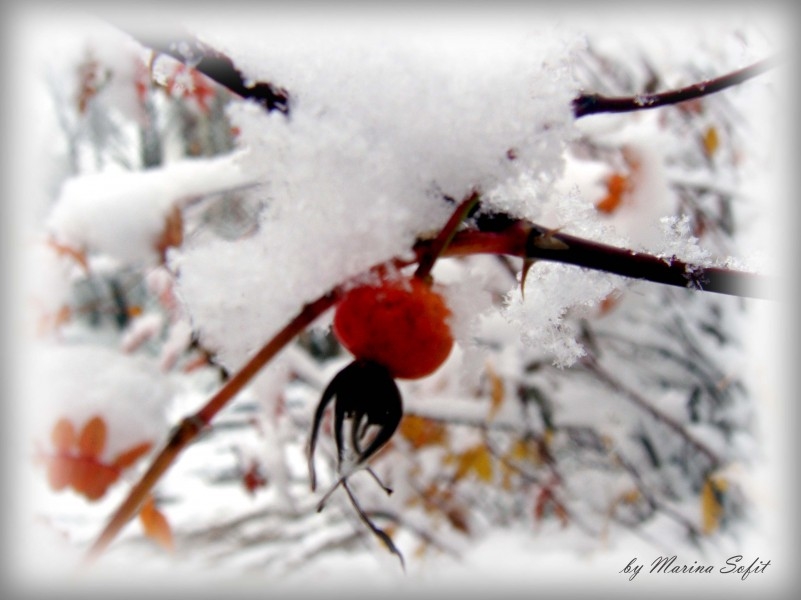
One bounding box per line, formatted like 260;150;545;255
308;360;402;490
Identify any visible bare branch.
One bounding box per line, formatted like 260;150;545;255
573;56;779;118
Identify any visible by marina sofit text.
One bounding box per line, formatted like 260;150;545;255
620;555;770;581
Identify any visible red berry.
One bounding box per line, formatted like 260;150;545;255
333;277;454;379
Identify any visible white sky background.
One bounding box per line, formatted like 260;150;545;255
2;2;799;599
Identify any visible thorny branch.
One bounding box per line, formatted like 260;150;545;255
438;221;775;300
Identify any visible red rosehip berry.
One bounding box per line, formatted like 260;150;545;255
333;277;454;379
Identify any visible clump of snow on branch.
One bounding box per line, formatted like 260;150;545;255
173;25;584;371
47;153;253;265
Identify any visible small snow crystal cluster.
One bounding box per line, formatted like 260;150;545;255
173;23;585;371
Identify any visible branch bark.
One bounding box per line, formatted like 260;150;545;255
116;24;290;113
437;222;775;300
572;56;779;118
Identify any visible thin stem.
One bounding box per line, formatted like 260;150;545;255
343;479;405;571
414;190;480;281
581;354;720;468
573;56;779;118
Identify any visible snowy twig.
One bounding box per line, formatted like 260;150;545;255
613;450;703;537
437;222;775;300
572;56;778;117
414;191;480;280
83;188;482;563
113;24;290;113
364;509;463;557
579;354;721;468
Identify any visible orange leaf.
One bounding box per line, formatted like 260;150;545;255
51;418;76;453
77;416;107;459
127;305;144;319
597;292;620;316
139;496;175;552
46;237;89;272
37;305;73;335
596;172;630;214
155;205;184;262
46;456;74;491
70;458;94;497
75;460;119;501
112;442;153;470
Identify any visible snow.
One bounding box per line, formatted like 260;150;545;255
172;23;582;373
27;342;172;461
47;152;254;265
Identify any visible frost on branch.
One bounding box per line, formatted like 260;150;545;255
20;14;780;582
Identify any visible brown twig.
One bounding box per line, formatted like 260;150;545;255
414;191;480;281
435;223;775;300
573;56;779;118
112;23;289;114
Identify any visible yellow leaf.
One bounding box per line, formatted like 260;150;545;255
703;126;719;157
453;445;493;482
507;437;541;465
701;476;726;535
399;414;447;449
